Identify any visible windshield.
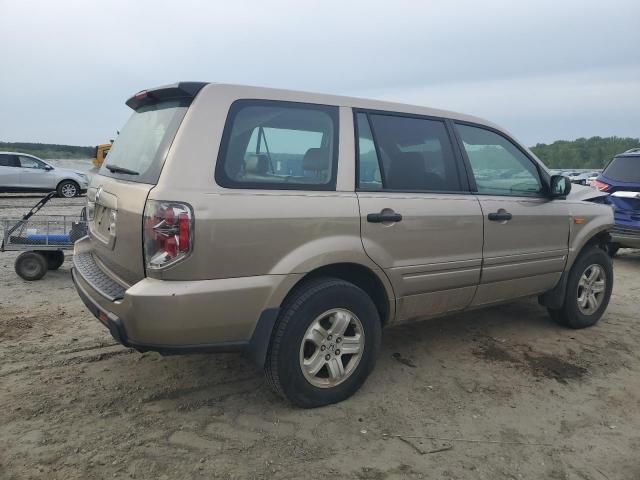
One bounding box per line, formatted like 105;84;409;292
603;156;640;183
99;100;187;184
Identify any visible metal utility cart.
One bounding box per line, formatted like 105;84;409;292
1;192;87;280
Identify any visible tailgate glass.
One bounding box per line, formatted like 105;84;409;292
603;156;640;183
98;100;187;184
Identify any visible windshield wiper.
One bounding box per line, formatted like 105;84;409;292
105;164;139;175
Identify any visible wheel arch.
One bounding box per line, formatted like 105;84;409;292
568;227;611;268
539;229;611;309
57;178;80;193
293;262;394;327
247;262;395;368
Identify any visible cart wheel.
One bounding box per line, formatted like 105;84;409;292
15;252;48;281
43;251;65;270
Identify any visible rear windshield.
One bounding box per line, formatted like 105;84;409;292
603;156;640;183
99;100;187;184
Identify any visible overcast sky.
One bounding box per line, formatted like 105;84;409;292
1;0;639;146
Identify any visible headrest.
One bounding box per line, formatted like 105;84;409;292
303;148;330;172
245;154;269;174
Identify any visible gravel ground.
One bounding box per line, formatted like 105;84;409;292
1;194;639;480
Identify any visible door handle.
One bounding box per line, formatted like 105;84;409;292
488;209;512;222
367;211;403;223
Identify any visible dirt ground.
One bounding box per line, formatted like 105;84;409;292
1;195;639;480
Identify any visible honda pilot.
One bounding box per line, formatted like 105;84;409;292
73;82;615;407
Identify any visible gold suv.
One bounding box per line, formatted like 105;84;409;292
73;82;614;407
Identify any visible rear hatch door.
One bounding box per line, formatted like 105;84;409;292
600;155;640;223
87;83;206;285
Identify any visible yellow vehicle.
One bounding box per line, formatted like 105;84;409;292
92;143;111;168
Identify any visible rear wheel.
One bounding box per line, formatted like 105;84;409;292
15;251;48;281
548;246;613;329
43;250;65;270
265;278;382;408
57;180;79;198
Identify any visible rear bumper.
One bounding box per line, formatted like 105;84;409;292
72;268;261;354
71;249;295;358
610;225;640;249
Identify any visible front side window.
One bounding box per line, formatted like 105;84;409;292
19;156;45;169
456;124;542;196
359;113;462;192
216;101;339;190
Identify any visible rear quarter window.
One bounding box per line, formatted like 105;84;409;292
215;100;339;190
0;154;19;167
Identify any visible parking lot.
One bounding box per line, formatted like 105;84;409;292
1;196;639;480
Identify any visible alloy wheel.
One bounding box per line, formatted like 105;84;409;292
61;183;77;197
299;308;365;388
577;264;606;315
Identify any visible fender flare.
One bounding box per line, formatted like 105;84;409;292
539;230;611;309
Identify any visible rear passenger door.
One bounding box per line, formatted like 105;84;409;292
453;123;570;306
0;154;21;188
355;111;484;323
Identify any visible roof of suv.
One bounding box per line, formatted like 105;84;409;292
616;148;640;157
0;151;39;157
200;82;498;130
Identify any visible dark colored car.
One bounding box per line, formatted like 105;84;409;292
593;148;640;255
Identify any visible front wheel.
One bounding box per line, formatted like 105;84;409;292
57;180;79;198
548;246;613;329
265;278;382;408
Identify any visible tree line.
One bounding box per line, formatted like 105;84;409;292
530;136;639;169
0;142;94;160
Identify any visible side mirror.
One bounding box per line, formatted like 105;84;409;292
44;165;54;171
549;175;571;198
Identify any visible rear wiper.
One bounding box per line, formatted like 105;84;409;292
105;164;139;175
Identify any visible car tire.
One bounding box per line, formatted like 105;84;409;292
265;277;382;408
57;180;79;198
15;251;48;281
43;250;65;270
607;243;620;258
547;246;613;329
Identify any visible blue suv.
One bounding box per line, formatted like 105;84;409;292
593;148;640;255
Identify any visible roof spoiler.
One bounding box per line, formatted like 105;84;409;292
125;82;208;110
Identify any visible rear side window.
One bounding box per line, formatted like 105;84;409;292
357;112;462;192
603;156;640;182
216;100;339;190
356;113;382;190
0;154;19;167
99;100;188;184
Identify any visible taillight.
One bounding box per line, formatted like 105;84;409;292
143;200;193;270
593;180;611;192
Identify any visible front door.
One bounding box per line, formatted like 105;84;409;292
453;123;570;306
354;111;484;323
18;156;53;190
